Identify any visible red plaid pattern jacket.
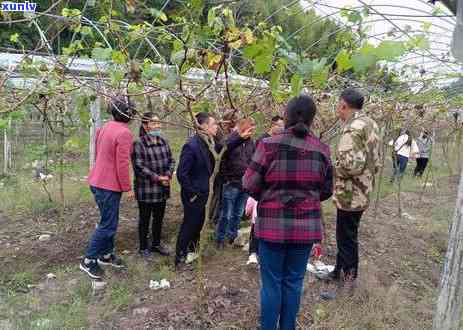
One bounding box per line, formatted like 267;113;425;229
243;129;333;244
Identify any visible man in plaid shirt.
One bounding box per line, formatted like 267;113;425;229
243;95;333;330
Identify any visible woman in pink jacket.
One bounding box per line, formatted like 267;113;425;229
80;99;134;280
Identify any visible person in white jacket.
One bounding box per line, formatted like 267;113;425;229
389;130;419;182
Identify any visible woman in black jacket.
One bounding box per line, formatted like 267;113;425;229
132;112;175;257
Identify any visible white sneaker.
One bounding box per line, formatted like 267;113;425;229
186;252;199;264
247;253;258;265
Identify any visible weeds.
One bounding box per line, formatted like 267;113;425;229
110;283;133;311
3;271;34;294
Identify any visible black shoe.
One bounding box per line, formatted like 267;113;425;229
97;254;125;268
316;270;341;282
151;244;170;256
320;290;337;300
80;259;104;279
216;241;225;250
139;249;152;258
175;255;186;269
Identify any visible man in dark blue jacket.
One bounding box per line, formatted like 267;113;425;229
175;112;253;266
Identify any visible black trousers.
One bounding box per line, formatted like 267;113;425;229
210;180;223;225
335;209;364;279
249;224;259;255
175;190;207;263
138;201;167;251
414;157;429;177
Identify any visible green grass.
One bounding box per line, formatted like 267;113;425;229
1;279;92;330
109;283;133;311
19;299;90;330
0;166;93;216
151;264;175;282
2;271;34;294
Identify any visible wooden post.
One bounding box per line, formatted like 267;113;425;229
58;102;65;210
433;168;463;329
451;0;463;61
89;96;101;169
435;1;463;325
2;124;7;175
7;118;12;170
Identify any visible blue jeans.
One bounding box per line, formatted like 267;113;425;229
259;240;313;330
393;155;409;180
216;182;248;242
85;186;122;259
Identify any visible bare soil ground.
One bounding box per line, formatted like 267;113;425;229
0;175;457;329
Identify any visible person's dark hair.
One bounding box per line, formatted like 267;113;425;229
109;98;134;123
220;109;238;135
340;88;364;110
196;112;211;126
139;112;155;137
404;130;412;146
285;95;317;139
271;115;283;123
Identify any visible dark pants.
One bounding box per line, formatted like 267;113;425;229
259;241;312;330
138;201;167;251
175;190;207;263
85;186;122;259
210;180;223;225
414;157;429;177
334;209;364;279
249;224;259;255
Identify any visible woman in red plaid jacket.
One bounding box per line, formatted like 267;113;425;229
132;112;175;258
243;95;333;330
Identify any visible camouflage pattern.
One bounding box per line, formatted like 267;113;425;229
334;111;381;211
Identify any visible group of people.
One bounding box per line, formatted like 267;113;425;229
390;129;433;182
79;88;381;330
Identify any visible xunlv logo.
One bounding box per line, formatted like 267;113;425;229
1;1;37;12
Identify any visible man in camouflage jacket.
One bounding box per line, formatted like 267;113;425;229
321;88;381;290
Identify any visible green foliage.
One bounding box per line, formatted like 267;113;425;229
340;8;364;24
243;35;276;74
406;35;430;50
110;70;125;86
64;134;89;153
149;8;168;22
192;100;212;114
312;67;329;88
9;33;19;43
290;74;303;97
376;41;407;61
23;144;48;163
159;69;178;89
111;50;127;65
270;59;287;97
336;49;353;73
92;47;112;60
0;119;8;130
